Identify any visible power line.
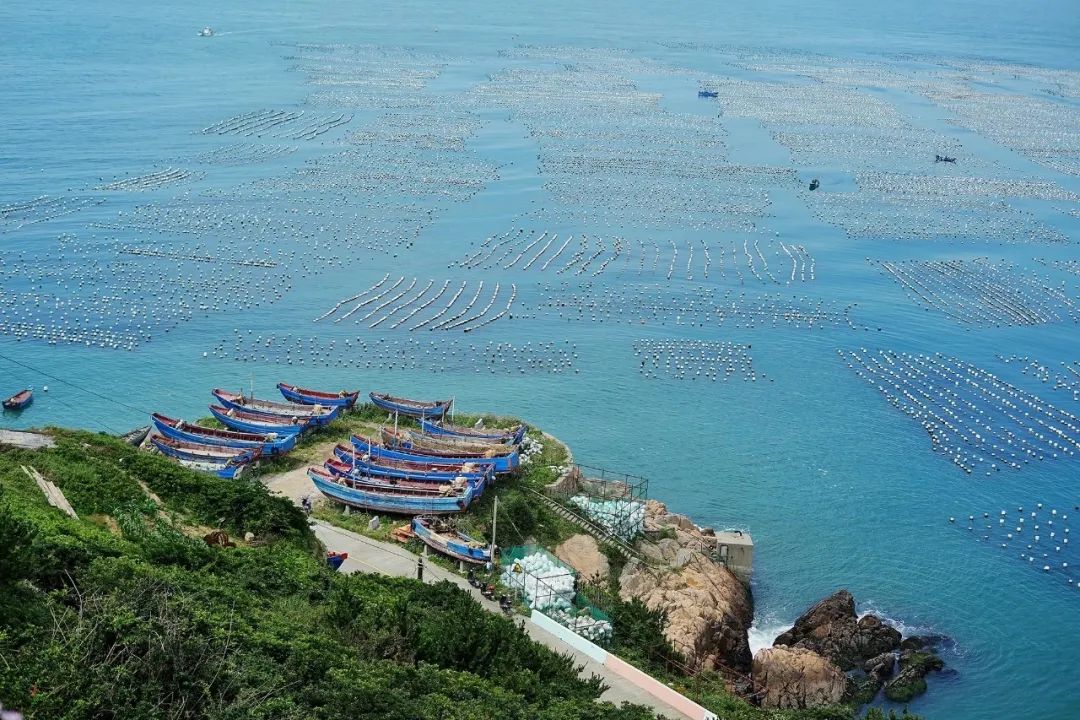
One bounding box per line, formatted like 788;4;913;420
0;350;153;419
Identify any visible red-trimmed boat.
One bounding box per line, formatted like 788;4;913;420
209;405;310;435
212;389;339;426
151;435;261;465
2;389;33;411
333;443;492;480
369;392;451;419
277;383;360;409
151;413;297;455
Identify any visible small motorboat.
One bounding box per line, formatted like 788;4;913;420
809;178;820;191
697;90;718;98
2;389;32;411
198;26;214;37
935;154;957;164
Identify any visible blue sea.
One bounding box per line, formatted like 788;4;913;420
2;1;1079;718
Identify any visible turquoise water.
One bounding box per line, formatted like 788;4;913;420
2;1;1080;718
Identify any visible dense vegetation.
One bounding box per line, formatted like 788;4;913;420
0;430;656;720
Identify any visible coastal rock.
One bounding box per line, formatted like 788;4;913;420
554;534;609;582
773;590;901;670
752;646;847;709
619;553;753;672
884;651;944;702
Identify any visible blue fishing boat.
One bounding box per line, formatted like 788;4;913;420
698;90;718;98
176;457;247;480
151;435;259;465
350;433;516;474
419;417;527;444
2;389;33;411
333;444;492;482
209;405;308;435
277;383;360;409
212;389;339;426
151;413;297;455
412;516;492;565
380;427;521;473
369;392;451;419
323;459;486;495
307;466;476;515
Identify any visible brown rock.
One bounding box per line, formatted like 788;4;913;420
773;590;900;670
753;646;847;709
554;534;609;582
619;552;753;672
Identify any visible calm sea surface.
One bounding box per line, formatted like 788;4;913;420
2;1;1079;717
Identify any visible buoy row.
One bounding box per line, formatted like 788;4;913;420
999;355;1080;403
96;168;204;192
0;195;104;232
634;339;762;382
190;142;298;166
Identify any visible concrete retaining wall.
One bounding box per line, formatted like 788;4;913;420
531;610;717;720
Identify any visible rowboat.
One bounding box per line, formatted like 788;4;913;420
396;425;517;453
212;389;339;426
369;392;451;419
179;458;246;479
353;432;516;474
412;516;492;565
151;435;260;465
420;418;527;444
209;405;309;435
307;466;477;515
323;458;483;493
333;443;493;481
380;427;520;472
2;389;33;411
152;413;297;455
277;383;360;409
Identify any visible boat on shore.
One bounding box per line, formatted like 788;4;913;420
307;466;477;514
209;405;309;435
333;443;493;481
151;435;260;465
3;389;33;411
151;413;297;454
180;458;246;479
412;516;492;565
380;427;520;472
277;383;359;409
420;417;527;444
323;458;483;492
212;389;339;426
370;392;451;419
350;433;517;474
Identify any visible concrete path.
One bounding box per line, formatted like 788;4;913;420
0;429;55;450
313;519;691;719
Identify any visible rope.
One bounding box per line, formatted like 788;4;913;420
0;350;154;419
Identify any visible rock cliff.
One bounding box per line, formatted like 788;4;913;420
752;646;847;709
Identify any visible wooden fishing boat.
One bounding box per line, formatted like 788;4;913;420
369;391;451;419
323;458;483;493
151;435;260;465
333;443;492;481
209;405;309;435
2;389;33;411
354;432;517;474
380;427;521;472
412;516;492;565
420;417;527;444
277;383;360;409
176;457;247;480
402;425;519;452
307;466;476;515
212;389;339;426
152;413;297;455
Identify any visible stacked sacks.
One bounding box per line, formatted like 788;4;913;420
546;607;613;645
500;551;575;610
569;496;645;540
519;435;543;465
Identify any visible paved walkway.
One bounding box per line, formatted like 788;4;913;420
312;520;692;719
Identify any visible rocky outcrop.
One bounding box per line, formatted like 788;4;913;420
884;651;944;702
752;646;847;709
620;501;754;672
554;534;609;582
773;590;901;670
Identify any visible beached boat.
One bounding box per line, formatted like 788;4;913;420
152;413;297;455
2;389;33;411
175;457;247;479
398;425;518;452
212;389;339;426
331;445;491;483
380;427;521;472
277;383;360;409
323;458;483;493
412;516;492;565
209;405;309;435
352;432;516;474
307;466;476;515
151;435;260;465
369;392;451;419
420;417;527;444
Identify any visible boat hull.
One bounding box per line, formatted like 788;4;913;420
151;436;258;464
380;429;520;473
213;389;339;426
412;517;491;564
420;418;527;444
152;414;296;455
209;405;307;436
370;392;451;419
350;433;517;474
277;383;359;409
309;468;474;515
2;390;33;411
333;445;491;482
